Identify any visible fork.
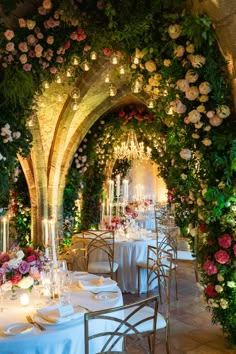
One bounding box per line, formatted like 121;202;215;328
26;315;46;331
89;290;118;295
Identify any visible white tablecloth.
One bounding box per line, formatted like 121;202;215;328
0;274;123;354
114;235;156;293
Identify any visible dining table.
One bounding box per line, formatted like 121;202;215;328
0;272;123;354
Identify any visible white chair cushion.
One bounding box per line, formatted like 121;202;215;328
124;306;166;333
88;261;119;273
175;250;195;261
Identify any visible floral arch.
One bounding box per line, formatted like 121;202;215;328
0;0;235;345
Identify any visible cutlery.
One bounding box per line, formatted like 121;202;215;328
89;290;118;295
26;315;46;331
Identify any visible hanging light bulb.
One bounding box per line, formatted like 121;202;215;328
71;99;79;111
109;84;117;97
90;51;97;60
66;67;73;77
55;75;62;84
147;98;156;109
131;55;139;64
81;60;91;71
131;74;144;93
119;65;125;75
104;73;110;83
71;55;80;66
110;53;119;65
70;88;80;99
42;81;49;89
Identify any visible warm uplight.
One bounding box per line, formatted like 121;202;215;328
109;84;117;97
81;60;91;71
90;51;97;60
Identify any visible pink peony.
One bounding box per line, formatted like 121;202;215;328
214;250;230;264
218;234;232;249
205;284;217;298
203;260;217;275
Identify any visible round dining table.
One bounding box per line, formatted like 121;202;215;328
0;273;123;354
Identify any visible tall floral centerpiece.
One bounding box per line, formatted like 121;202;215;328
0;246;44;298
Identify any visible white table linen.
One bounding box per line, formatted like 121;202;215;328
0;274;123;354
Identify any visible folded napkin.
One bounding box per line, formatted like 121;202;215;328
78;276;104;289
36;304;86;324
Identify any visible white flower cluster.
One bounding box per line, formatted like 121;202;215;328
1;123;21;143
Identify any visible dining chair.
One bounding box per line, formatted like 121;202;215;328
136;245;172;354
82;230;119;280
84;294;159;354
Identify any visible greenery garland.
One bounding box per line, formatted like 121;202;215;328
0;0;235;344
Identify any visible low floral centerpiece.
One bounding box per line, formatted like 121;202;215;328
0;245;44;297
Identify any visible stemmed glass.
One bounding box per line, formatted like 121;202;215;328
0;275;11;312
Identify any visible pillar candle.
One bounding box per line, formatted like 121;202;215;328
2;217;7;253
116;174;121;198
123;179;129;201
109;203;113;226
108;180;114;203
49;220;57;266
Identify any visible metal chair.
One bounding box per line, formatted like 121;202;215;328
82;230;119;280
137;245;173;354
84;294;159;354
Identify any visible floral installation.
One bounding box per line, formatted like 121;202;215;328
0;245;44;292
0;0;235;345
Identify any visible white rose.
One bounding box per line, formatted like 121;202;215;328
168;24;181;39
215;285;223;293
192;133;200;139
174;45;185;58
181;173;187;180
219;299;228;309
145;60;156;73
17;250;25;259
227;281;236;288
195;122;203;129
8;258;21;269
18;276;34;289
217;274;224;282
203;125;211;131
188;109;201;123
199;81;211;95
163;59;171;67
186;43;194;53
188;54;206;68
1;281;12;292
218;181;225;189
176;79;189;92
180;148;192;160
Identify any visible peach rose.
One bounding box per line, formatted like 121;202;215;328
176;79;189;92
145;60;156;72
209;116;223;127
202;138;212;146
199;81;211;95
174;45;185;58
188;54;206;68
185;86;199;101
216;105;230;119
6;42;15;51
168;24;181;39
163;59;171;67
180;148;192;160
185;69;199;83
19;54;27;64
18;18;26;28
4;30;14;41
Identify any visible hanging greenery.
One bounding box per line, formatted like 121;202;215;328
0;0;235;345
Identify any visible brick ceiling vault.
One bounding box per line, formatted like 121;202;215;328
18;0;236;244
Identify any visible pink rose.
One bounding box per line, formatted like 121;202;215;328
103;48;113;57
218;234;232;249
56;56;63;63
205;284;217;298
4;30;14;41
18;42;28;53
49;67;57;74
6;42;15;52
64;41;71;50
23;63;32;71
203;260;217;275
214;250;230;264
26;254;37;263
0;253;10;264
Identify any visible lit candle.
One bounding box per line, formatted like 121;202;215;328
109;203;113;226
101;202;105;223
123;179;129;202
116;174;121;198
20;293;30;306
108;179;114;203
49;219;57;266
42;219;49;258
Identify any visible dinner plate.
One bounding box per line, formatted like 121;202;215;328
3;323;33;336
94;291;119;302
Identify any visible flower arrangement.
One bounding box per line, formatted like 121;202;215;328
0;246;44;292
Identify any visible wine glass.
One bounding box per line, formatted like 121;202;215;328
0;275;10;312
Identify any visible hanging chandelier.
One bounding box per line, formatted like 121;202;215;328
114;130;152;161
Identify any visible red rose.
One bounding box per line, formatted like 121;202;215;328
233;244;236;256
118;111;125;118
9;273;22;285
103;48;113;57
205;284;217;298
63;40;70;50
26;254;37;263
198;223;207;233
218;234;232;249
214;250;230;264
0;253;10;264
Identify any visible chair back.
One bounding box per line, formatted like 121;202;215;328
70;234;89;271
82;230;115;277
84;295;158;354
146;245;173;306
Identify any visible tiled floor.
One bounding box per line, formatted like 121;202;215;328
123;260;236;353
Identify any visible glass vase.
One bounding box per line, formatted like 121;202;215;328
10;286;17;300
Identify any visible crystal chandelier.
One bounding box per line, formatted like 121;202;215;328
114;130;152;161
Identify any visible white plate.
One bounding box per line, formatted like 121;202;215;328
3;323;33;336
94;292;119;302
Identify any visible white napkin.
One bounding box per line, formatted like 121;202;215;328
36;304;86;324
78;276;104;289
